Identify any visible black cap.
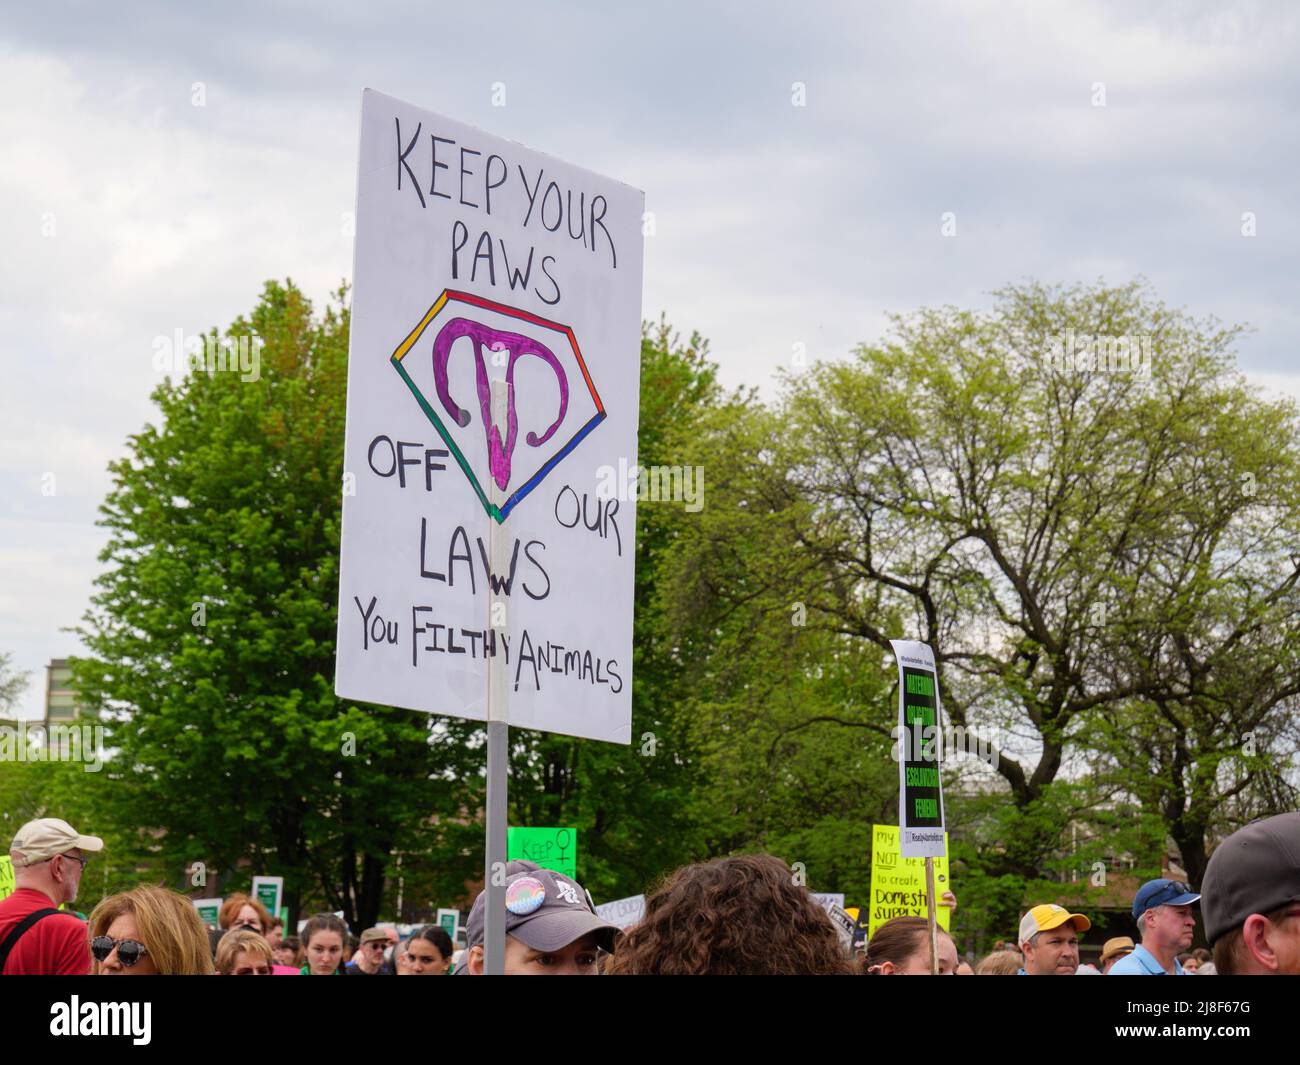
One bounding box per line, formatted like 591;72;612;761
1201;812;1300;944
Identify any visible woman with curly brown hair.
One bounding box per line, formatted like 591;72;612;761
603;854;858;975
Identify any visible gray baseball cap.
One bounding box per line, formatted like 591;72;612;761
1201;812;1300;944
460;863;618;966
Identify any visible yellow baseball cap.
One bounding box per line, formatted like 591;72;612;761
1018;903;1090;945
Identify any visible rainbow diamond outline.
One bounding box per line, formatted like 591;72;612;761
390;289;606;524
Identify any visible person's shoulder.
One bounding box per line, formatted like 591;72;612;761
1106;951;1146;975
21;906;86;939
0;888;55;917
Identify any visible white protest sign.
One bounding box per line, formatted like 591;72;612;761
826;903;856;949
192;897;222;928
889;639;947;858
595;894;645;930
335;89;645;743
436;908;460;940
811;892;845;912
251;875;284;918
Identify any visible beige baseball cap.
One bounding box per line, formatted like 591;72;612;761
10;817;104;867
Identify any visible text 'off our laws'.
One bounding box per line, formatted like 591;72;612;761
335;89;645;743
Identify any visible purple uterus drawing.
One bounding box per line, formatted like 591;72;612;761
431;317;569;491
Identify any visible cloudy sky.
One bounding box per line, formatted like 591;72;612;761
1;1;1297;720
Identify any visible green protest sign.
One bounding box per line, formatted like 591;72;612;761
252;875;283;917
507;827;577;879
890;640;947;859
192;898;222;928
0;855;14;901
436;908;459;939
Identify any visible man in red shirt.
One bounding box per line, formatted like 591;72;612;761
0;817;103;975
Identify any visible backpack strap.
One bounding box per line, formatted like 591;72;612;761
0;908;62;974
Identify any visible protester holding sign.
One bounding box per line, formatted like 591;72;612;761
0;817;101;975
864;916;960;975
1017;904;1090;975
603;854;858;976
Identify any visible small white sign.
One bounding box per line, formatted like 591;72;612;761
251;875;284;918
595;893;645;930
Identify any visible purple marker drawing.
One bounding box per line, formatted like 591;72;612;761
431;317;569;491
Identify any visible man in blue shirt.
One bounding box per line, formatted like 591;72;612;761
1108;878;1200;975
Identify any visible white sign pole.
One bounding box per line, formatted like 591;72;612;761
485;380;510;976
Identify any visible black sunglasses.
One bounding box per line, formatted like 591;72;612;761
91;935;149;968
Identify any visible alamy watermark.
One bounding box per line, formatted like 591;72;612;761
595;457;704;512
891;722;999;769
1042;330;1151;376
0;722;105;772
152;329;263;382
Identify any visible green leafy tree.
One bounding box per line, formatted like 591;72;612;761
658;279;1300;936
0;652;29;714
73;281;481;926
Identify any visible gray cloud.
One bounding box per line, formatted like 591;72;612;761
2;1;1297;717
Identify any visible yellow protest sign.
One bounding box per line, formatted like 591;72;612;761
0;855;14;901
868;824;951;939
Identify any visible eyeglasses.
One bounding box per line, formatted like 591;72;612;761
91;935;149;968
365;941;387;950
231;964;273;976
39;852;88;871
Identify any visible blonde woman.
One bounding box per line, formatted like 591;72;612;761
215;929;275;975
89;885;215;975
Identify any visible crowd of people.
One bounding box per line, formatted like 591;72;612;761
2;812;1297;975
